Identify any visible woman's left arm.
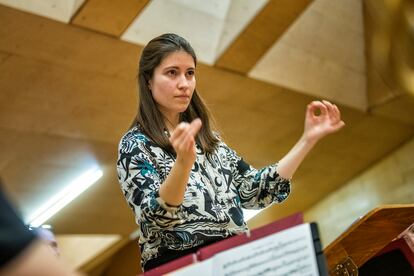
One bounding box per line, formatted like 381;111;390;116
276;100;345;180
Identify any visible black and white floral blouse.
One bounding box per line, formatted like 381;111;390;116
116;125;291;270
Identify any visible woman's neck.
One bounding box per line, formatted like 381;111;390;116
163;113;180;133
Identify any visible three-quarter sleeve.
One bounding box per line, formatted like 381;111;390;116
116;133;184;229
220;142;291;210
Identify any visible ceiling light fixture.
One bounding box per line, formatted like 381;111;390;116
27;167;103;227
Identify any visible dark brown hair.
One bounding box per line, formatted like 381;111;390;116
134;33;219;153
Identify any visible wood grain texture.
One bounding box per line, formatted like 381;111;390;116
364;0;414;125
215;0;312;74
71;0;150;37
325;205;414;269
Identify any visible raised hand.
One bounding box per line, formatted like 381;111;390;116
303;100;345;143
169;118;202;168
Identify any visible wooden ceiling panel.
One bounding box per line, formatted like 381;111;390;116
0;51;9;63
71;0;150;37
248;0;367;111
0;5;140;80
371;94;414;126
364;0;414;125
215;0;312;74
0;54;136;143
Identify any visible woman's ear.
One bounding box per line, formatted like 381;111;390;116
148;79;152;91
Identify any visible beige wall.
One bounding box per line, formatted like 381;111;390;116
305;136;414;246
56;235;122;270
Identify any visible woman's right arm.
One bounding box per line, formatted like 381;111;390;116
159;119;202;206
117;119;201;228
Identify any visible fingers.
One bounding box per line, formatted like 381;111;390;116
169;119;203;153
332;104;342;124
307;100;345;133
333;119;346;131
189;118;202;136
178;126;196;151
307;101;327;118
322;100;335;123
170;122;187;142
308;100;343;122
184;119;202;150
322;100;341;124
186;136;195;152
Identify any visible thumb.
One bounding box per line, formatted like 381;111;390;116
189;118;202;136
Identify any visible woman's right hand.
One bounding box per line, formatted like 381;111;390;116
169;118;202;168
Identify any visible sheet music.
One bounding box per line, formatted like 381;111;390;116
213;223;319;276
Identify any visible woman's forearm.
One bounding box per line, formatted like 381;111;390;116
159;159;192;206
277;100;345;180
159;120;201;206
276;135;317;180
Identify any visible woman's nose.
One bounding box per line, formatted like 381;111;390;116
177;74;189;89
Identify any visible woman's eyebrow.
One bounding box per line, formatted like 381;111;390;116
163;66;195;71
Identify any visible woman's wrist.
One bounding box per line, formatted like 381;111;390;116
159;159;193;206
300;133;319;148
175;155;195;171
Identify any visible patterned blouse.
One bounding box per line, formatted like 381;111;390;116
116;125;291;270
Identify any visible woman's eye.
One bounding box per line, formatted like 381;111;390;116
187;70;195;76
167;70;177;76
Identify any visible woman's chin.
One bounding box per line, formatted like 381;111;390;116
177;105;191;113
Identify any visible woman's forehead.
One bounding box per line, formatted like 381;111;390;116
159;51;195;69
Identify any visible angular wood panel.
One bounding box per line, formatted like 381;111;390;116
71;0;150;37
215;0;312;74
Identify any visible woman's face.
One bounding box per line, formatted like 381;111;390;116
149;50;196;121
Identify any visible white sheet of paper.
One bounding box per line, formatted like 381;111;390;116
167;223;320;276
212;223;319;276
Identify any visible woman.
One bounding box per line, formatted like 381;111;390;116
116;33;345;271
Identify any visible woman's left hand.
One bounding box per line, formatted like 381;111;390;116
303;100;345;143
